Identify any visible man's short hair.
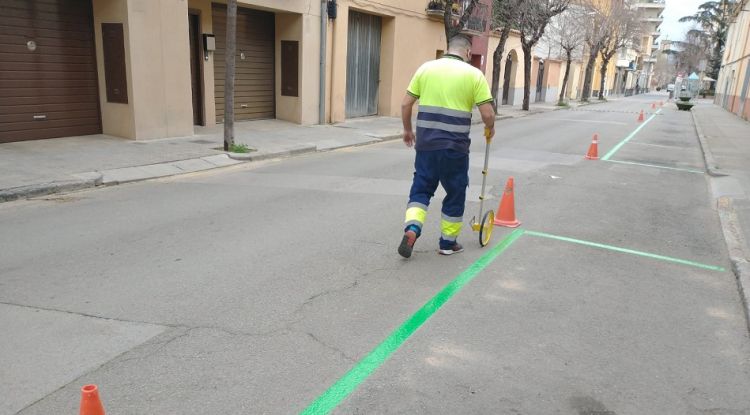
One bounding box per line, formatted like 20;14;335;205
448;35;472;51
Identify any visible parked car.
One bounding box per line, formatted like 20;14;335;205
667;84;675;92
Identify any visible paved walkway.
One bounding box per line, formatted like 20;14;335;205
0;102;576;202
691;99;750;327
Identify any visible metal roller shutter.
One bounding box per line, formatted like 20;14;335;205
0;0;101;143
212;3;274;123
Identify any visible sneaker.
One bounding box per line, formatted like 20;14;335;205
398;230;418;258
438;242;464;256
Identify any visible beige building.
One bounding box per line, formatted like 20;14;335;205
1;0;325;142
634;0;664;91
716;0;750;120
486;28;571;106
2;0;570;145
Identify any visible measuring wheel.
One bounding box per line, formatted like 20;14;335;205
479;209;494;247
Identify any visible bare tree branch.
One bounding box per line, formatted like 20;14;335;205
541;4;587;104
596;1;642;100
518;0;570;110
489;0;523;112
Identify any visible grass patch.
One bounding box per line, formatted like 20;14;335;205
229;143;251;153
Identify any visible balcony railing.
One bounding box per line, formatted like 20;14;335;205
462;2;489;35
425;0;490;35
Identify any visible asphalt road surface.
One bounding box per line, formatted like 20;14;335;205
2;93;748;415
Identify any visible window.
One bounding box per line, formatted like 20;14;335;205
102;23;128;104
281;40;298;97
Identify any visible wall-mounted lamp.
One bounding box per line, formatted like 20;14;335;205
202;33;215;61
327;0;337;19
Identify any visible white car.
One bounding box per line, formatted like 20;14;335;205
667;84;675;92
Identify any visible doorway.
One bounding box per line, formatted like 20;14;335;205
346;11;382;118
188;11;203;125
535;59;545;102
502;52;513;105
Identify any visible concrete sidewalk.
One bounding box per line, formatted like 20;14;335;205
0;102;577;203
691;99;750;330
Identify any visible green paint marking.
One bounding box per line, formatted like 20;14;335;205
526;230;725;272
601;108;662;161
300;228;526;415
605;159;705;174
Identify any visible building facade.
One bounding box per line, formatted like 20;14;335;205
634;0;665;92
716;0;750;120
1;0;577;144
1;0;499;143
0;0;324;142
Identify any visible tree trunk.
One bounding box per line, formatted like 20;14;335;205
491;28;511;113
598;57;610;100
522;44;532;111
580;48;598;102
558;49;572;105
223;0;237;151
443;2;453;49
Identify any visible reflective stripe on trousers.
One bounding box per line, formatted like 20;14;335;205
403;149;469;249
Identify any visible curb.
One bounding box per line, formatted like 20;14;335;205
0;112;539;204
0;173;102;203
717;196;750;334
691;108;727;177
694;106;750;333
228;144;317;161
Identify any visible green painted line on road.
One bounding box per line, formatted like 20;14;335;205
605;159;705;174
299;228;526;415
525;230;725;272
601;108;662;161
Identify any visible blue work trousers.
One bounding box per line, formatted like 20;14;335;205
405;149;469;249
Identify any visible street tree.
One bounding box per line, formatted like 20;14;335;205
597;3;641;100
666;28;713;76
518;0;570;110
223;0;237;151
652;48;677;88
679;0;738;80
489;0;523;112
543;5;586;105
580;1;609;102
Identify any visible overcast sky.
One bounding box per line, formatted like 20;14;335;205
658;0;704;42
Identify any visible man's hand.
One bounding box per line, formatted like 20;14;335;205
485;126;495;140
401;94;418;148
478;102;495;141
403;130;416;147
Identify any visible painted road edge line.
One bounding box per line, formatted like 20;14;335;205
299;228;526;415
526;230;725;272
601;108;662;161
605;159;705;174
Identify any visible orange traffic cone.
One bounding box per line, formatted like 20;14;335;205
637;109;644;122
659;100;664;107
493;177;521;228
651;102;656;109
80;385;105;415
585;133;599;160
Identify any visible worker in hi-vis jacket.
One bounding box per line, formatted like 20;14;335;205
398;34;496;258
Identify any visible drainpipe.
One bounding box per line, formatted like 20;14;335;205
319;0;327;124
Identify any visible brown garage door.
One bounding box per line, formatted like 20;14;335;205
212;3;274;122
0;0;101;143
